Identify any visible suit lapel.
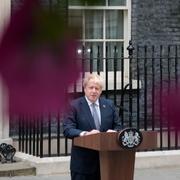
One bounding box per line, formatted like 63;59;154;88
80;97;96;129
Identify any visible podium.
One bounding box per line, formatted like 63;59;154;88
74;131;157;180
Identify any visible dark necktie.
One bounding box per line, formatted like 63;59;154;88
91;103;100;130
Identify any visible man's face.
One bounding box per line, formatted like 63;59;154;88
84;79;102;103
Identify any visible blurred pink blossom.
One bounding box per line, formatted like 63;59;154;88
0;0;80;115
155;84;180;131
163;90;180;130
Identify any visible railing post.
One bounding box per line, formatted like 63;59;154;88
127;40;134;127
127;40;134;58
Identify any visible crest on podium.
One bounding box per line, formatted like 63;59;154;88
118;128;143;149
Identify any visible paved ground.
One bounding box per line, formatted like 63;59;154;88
0;166;180;180
135;166;180;180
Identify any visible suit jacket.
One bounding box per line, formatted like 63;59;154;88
63;96;121;174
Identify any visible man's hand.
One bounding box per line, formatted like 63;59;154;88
85;129;100;136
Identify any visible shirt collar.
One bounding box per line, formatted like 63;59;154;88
85;96;99;107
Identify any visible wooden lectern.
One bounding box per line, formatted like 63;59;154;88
74;131;157;180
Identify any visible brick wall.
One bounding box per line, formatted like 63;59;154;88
132;0;180;46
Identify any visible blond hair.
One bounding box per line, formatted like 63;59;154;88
83;74;103;89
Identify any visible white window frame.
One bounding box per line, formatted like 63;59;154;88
68;0;135;91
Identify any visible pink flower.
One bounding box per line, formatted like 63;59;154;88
155;84;180;131
0;0;80;115
163;90;180;130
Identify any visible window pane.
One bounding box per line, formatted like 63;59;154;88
68;10;83;39
106;10;123;39
86;0;106;6
84;42;103;72
68;0;84;6
85;11;103;39
106;42;123;71
68;0;106;6
108;0;126;6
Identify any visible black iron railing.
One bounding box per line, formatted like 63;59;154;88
10;42;180;157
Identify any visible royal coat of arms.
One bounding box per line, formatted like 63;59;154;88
118;128;143;149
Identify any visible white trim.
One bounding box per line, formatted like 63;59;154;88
0;0;11;41
127;0;131;41
69;6;128;10
79;39;124;42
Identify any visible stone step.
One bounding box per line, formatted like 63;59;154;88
0;161;36;177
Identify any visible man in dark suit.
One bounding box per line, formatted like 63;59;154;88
63;74;121;180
